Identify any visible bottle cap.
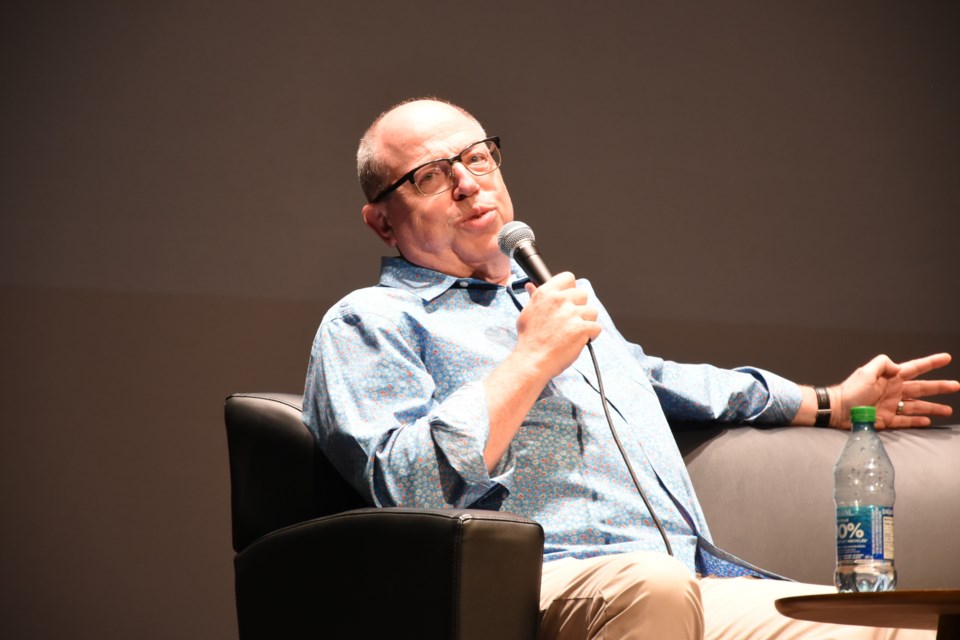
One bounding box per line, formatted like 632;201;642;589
850;406;876;423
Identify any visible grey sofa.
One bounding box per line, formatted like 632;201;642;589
225;392;960;639
675;422;960;588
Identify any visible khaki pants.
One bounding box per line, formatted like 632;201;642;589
539;552;933;640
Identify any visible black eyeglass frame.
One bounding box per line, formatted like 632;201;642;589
370;136;502;203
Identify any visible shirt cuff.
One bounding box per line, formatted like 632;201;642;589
736;366;803;424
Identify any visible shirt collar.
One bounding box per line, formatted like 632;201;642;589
378;256;530;302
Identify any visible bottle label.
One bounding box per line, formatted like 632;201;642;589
836;505;894;561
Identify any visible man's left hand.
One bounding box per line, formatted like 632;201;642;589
833;352;960;429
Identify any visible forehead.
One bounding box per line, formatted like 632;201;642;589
376;102;486;171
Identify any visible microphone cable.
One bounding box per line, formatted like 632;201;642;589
586;339;674;557
499;220;673;556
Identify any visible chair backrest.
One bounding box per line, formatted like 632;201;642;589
224;392;366;552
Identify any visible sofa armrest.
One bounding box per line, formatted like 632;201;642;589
675;424;960;587
235;507;544;640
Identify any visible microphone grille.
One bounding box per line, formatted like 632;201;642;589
497;221;535;256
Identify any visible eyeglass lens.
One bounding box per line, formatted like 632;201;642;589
412;140;501;196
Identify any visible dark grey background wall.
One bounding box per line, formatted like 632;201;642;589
2;1;957;638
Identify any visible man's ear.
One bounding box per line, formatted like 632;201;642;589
362;202;397;247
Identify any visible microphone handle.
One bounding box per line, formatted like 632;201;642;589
514;241;553;286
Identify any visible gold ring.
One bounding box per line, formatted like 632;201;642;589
896;400;905;416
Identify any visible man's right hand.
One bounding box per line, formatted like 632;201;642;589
481;272;601;471
516;271;602;382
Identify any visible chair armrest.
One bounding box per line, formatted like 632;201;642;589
235;507;544;640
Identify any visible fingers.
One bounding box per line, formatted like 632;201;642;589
898;399;954;418
531;271;576;290
901;378;960;399
520;271;601;341
527;273;590;311
892;354;959;426
837;352;958;430
896;352;953;381
884;401;952;429
882;415;932;430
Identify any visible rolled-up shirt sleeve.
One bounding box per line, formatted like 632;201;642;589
429;381;515;504
303;304;513;510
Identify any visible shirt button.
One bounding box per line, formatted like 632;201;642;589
457;280;469;287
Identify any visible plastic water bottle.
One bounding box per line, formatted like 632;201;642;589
834;405;897;592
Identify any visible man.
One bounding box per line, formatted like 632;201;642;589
304;98;958;639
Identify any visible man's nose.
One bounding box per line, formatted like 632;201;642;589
450;163;480;200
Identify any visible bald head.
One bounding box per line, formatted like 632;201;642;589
357;98;483;202
357;97;514;282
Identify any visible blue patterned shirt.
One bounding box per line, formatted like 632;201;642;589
303;257;802;576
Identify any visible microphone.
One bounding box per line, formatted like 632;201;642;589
497;221;553;286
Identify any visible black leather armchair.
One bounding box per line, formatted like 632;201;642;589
226;391;960;637
225;392;544;640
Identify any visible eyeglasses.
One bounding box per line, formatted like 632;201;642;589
370;136;502;203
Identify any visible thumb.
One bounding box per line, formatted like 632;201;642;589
863;354;901;380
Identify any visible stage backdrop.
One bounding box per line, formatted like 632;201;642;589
2;2;957;638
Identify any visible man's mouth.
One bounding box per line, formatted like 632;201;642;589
460;208;496;225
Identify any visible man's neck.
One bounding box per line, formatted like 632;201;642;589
398;251;512;286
